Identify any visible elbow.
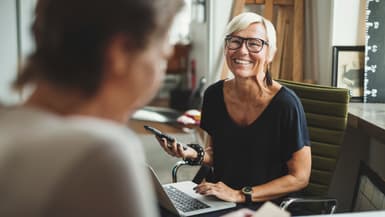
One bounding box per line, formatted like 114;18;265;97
288;170;310;191
299;177;310;190
296;174;310;190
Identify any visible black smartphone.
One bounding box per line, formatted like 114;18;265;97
144;125;187;150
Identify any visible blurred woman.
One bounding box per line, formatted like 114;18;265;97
0;0;182;216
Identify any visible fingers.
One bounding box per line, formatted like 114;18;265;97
194;182;217;195
156;137;167;149
175;143;185;157
157;137;184;158
167;138;176;153
194;182;233;202
155;136;198;160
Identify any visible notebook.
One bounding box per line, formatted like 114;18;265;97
148;166;236;216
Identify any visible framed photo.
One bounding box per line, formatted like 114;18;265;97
332;46;365;102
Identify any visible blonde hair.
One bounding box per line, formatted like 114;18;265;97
225;12;277;62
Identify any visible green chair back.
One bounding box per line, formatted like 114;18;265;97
278;79;350;197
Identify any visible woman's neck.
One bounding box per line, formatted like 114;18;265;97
231;76;270;102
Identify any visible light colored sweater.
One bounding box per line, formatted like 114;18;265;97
0;106;159;217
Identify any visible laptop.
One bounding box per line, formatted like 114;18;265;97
148;166;236;216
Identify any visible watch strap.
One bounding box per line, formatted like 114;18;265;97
242;186;252;203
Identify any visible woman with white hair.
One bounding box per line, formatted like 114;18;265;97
158;12;311;208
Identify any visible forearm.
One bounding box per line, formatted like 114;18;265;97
246;146;312;202
202;147;213;166
250;173;309;202
201;133;214;166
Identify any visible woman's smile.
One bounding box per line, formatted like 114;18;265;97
232;58;254;65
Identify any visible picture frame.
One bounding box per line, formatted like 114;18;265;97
332;46;365;102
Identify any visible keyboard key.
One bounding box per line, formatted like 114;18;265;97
164;185;210;212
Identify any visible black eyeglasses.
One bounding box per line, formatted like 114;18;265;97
225;35;269;53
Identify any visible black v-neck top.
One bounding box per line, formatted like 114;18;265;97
200;80;310;190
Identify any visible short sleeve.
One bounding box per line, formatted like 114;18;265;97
281;89;311;161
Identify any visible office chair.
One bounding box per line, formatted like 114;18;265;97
171;79;350;215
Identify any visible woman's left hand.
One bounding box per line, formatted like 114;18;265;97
194;181;243;202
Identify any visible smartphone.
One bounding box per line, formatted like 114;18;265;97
144;125;187;150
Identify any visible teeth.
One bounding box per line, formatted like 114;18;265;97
234;59;252;64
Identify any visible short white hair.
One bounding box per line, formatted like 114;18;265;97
225;12;277;62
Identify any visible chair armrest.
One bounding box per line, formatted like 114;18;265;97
172;160;213;183
280;196;338;214
172;160;189;183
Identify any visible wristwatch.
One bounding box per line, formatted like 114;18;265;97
241;186;253;203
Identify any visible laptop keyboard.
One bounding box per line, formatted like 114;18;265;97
164;185;210;212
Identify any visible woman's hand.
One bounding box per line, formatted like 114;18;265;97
194;181;243;203
156;137;197;159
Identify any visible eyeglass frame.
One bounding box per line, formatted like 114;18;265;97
224;35;269;53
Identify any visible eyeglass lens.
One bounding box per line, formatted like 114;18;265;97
226;36;267;53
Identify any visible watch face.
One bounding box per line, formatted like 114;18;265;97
242;186;252;194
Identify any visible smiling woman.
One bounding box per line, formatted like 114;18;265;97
153;12;312;207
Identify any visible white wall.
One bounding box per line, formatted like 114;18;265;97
310;0;334;85
0;0;19;105
189;21;209;85
314;0;365;85
332;0;366;46
19;0;37;63
207;0;233;84
0;0;36;105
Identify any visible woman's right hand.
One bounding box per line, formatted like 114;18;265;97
156;137;197;159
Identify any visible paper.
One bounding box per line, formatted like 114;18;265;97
132;106;181;123
253;201;291;217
